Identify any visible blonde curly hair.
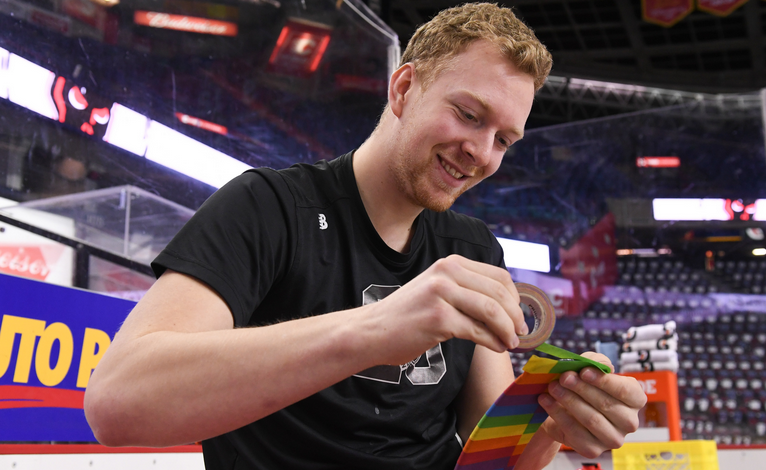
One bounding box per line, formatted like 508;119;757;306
401;2;552;92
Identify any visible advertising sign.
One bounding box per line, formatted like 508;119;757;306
558;213;618;316
642;0;694;27
0;273;135;442
696;0;748;16
636;156;680;168
267;19;332;76
134;11;238;36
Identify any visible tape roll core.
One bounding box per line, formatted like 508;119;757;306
513;283;555;352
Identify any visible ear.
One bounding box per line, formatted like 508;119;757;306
388;63;415;118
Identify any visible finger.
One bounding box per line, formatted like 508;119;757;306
456;312;510;353
438;257;526;336
558;370;641;435
443;255;520;304
440;282;520;350
578;367;648;409
580;351;615;373
538;393;606;459
546;379;626;451
448;255;520;297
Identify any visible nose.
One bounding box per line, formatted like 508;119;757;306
461;131;495;168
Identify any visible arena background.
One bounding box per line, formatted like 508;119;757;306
0;0;765;468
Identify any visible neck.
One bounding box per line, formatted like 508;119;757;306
353;125;423;253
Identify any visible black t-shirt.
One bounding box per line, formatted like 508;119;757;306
152;152;505;469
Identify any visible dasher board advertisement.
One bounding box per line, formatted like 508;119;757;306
0;273;135;442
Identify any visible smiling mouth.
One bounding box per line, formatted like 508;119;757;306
440;157;466;179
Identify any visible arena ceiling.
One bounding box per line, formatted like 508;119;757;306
377;0;766;97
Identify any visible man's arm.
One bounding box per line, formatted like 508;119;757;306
85;255;528;447
454;345;514;443
84;270;381;446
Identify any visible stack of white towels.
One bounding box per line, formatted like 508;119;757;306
619;320;679;373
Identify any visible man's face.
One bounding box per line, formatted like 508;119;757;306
390;40;536;212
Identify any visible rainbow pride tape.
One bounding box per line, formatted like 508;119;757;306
455;283;611;470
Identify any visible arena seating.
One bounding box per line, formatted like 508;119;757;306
516;254;766;445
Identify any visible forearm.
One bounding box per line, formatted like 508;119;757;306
514;425;561;470
85;308;377;447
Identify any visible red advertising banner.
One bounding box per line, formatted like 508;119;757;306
335;74;387;94
558;213;618;316
61;0;119;43
642;0;694;27
175;112;228;135
134;11;238;36
267;19;332;77
62;0;106;29
0;246;51;281
636;156;681;168
696;0;748;16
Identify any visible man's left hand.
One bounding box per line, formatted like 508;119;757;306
537;352;648;458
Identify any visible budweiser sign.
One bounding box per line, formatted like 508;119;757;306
134;11;237;37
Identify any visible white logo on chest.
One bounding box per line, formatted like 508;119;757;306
318;213;328;230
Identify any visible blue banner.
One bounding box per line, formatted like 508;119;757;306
0;273;135;442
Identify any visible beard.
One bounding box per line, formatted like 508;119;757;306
389;148;480;213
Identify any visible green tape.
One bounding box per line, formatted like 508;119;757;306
479;414;534;428
524;422;542;434
534;343;612;374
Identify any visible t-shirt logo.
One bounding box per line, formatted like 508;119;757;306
318;213;328;230
353;284;447;386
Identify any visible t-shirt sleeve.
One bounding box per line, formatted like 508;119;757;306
491;235;506;270
151;169;295;327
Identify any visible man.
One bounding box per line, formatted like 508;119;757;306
85;4;646;469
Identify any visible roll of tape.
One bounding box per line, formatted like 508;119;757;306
513;283;555;352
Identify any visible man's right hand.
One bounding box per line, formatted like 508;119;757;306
364;254;528;366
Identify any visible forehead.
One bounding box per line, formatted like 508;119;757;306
426;41;536;133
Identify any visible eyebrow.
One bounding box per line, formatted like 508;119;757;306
458;90;524;140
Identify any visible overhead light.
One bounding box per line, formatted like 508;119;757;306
653;198;766;221
753;248;766;256
145;121;252;188
6;53;58;120
0;47;8;99
496;237;550;273
102;103;149;156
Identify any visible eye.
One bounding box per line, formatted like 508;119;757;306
458;107;477;122
497;136;511;148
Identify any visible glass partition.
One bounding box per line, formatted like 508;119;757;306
0;0;397;211
2;0;766;447
0;0;397;292
453;92;766;445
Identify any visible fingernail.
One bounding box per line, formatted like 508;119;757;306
520;322;529;335
550;382;564;398
561;373;577;388
539;394;554;406
581;368;597;382
510;336;520;350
